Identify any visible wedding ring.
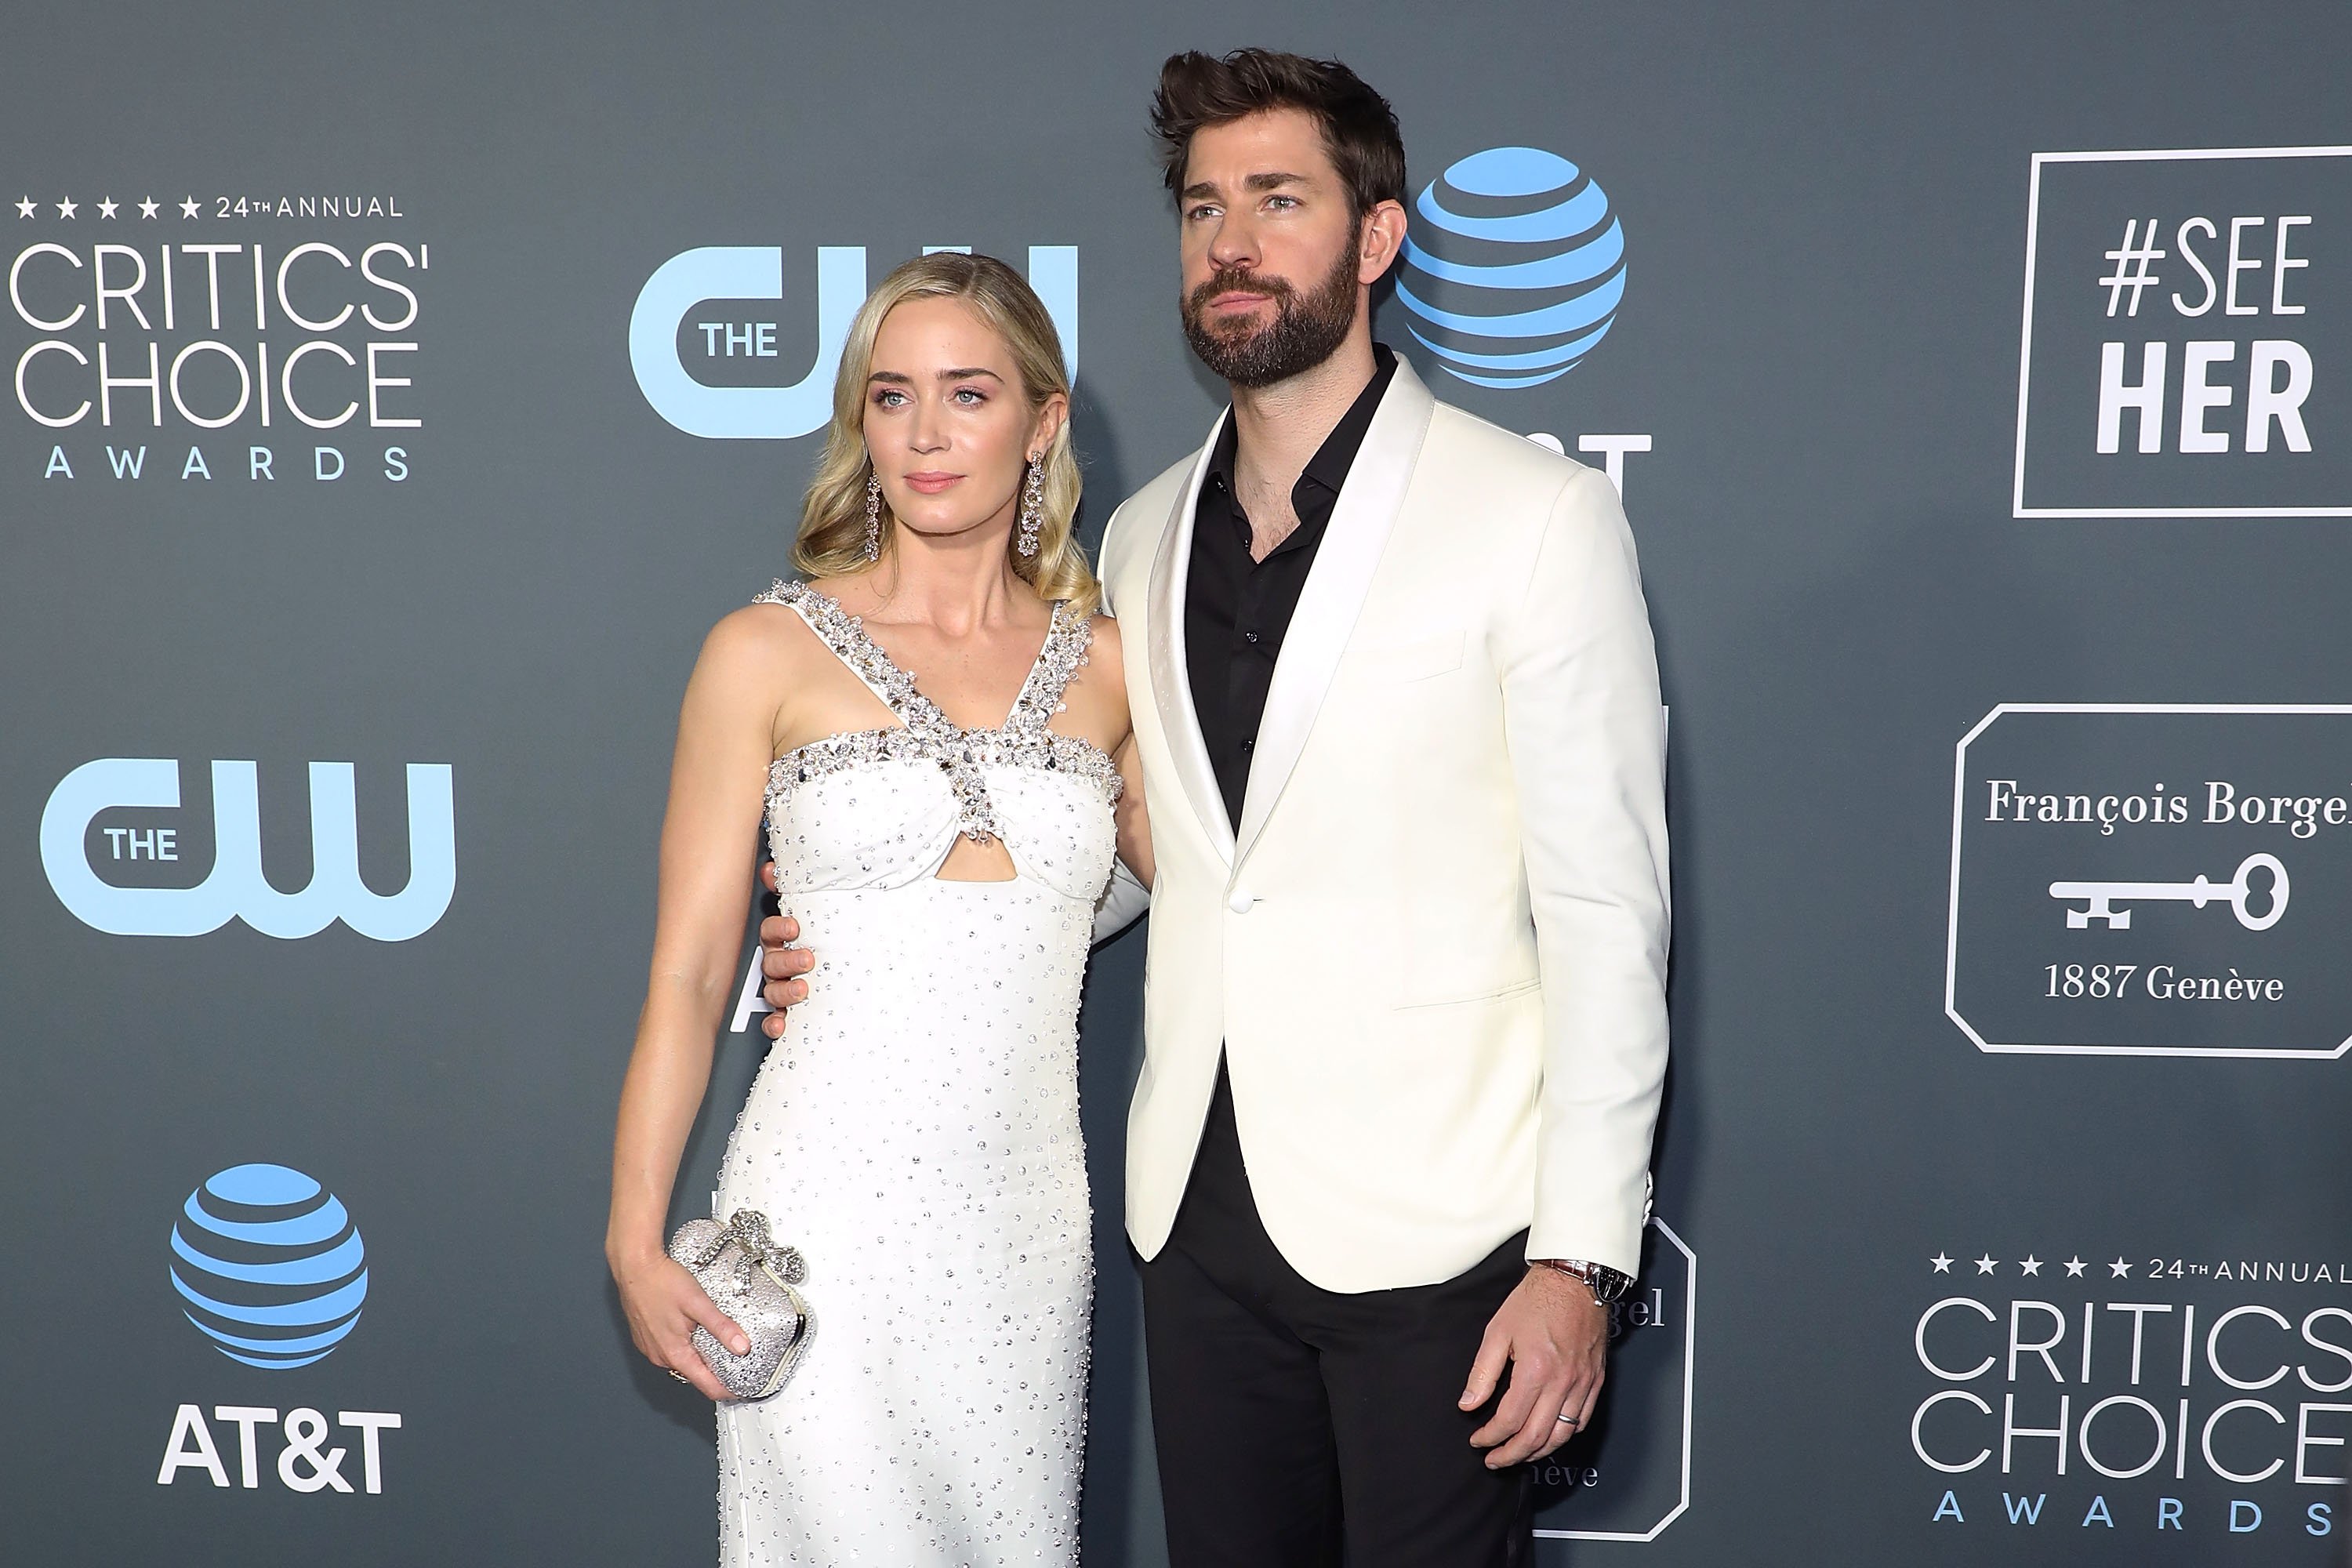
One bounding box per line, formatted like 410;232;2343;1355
667;1369;690;1384
1555;1413;1580;1426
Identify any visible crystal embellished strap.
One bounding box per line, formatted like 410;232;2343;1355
754;579;956;739
753;579;1114;844
1004;604;1093;738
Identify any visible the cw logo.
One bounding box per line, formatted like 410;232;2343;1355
40;759;456;940
629;245;1078;439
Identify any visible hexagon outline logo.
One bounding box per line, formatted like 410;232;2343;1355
1534;1214;1695;1543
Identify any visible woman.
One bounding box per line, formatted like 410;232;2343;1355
606;252;1151;1566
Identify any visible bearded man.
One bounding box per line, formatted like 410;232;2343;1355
764;48;1671;1568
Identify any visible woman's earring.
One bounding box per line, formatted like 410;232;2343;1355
862;472;883;563
1015;456;1044;559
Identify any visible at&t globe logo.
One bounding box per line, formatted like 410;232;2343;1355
1398;147;1625;390
170;1163;368;1369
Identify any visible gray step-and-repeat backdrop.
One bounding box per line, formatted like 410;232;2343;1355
5;3;2349;1563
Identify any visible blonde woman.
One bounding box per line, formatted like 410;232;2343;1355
606;252;1149;1566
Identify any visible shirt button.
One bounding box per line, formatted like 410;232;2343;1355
1229;889;1254;914
1240;738;1255;753
1243;630;1261;644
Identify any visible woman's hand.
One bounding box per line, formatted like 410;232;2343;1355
612;1245;751;1403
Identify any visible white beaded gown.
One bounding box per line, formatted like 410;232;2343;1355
710;579;1119;1566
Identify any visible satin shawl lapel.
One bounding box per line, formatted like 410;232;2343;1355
1232;358;1438;869
1144;408;1237;866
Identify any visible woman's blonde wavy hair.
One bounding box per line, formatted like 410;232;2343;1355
791;252;1096;616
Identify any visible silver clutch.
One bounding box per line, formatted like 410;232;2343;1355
665;1210;815;1400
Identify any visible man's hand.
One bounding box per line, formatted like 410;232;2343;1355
755;861;811;1040
1460;1265;1608;1468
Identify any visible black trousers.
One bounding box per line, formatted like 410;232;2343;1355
1138;1060;1535;1568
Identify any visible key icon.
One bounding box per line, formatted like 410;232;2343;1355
2048;852;2288;931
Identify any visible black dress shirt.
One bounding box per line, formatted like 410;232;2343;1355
1183;343;1398;829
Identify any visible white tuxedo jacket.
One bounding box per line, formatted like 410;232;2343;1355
1097;357;1671;1292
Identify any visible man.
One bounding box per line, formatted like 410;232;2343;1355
760;49;1669;1567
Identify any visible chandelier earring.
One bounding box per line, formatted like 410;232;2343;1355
1015;454;1044;560
862;471;883;563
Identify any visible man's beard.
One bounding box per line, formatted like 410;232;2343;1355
1181;244;1359;389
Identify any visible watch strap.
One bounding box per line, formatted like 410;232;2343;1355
1534;1257;1633;1305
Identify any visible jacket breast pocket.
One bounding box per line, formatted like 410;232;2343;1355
1346;631;1465;685
1394;973;1541;1012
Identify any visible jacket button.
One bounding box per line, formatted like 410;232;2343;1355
1228;889;1253;913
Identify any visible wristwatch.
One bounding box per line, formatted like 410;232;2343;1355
1534;1258;1633;1306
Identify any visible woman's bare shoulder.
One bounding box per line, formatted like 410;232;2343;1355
1071;612;1131;743
1086;612;1124;670
697;594;823;692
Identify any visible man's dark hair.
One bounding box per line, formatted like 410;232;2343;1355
1151;49;1406;226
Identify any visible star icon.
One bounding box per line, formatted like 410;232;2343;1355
13;196;34;219
2065;1257;2087;1278
138;197;159;219
1975;1255;1998;1276
179;196;200;219
2019;1255;2042;1276
96;198;118;219
2109;1257;2133;1278
55;197;78;219
1930;1252;1953;1274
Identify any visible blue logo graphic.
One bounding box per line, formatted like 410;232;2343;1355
169;1164;368;1370
1397;147;1625;389
40;758;456;940
630;245;1077;440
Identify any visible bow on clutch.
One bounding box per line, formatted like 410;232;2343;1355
666;1208;815;1400
694;1209;807;1295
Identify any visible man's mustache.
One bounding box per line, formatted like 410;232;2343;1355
1186;267;1296;317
